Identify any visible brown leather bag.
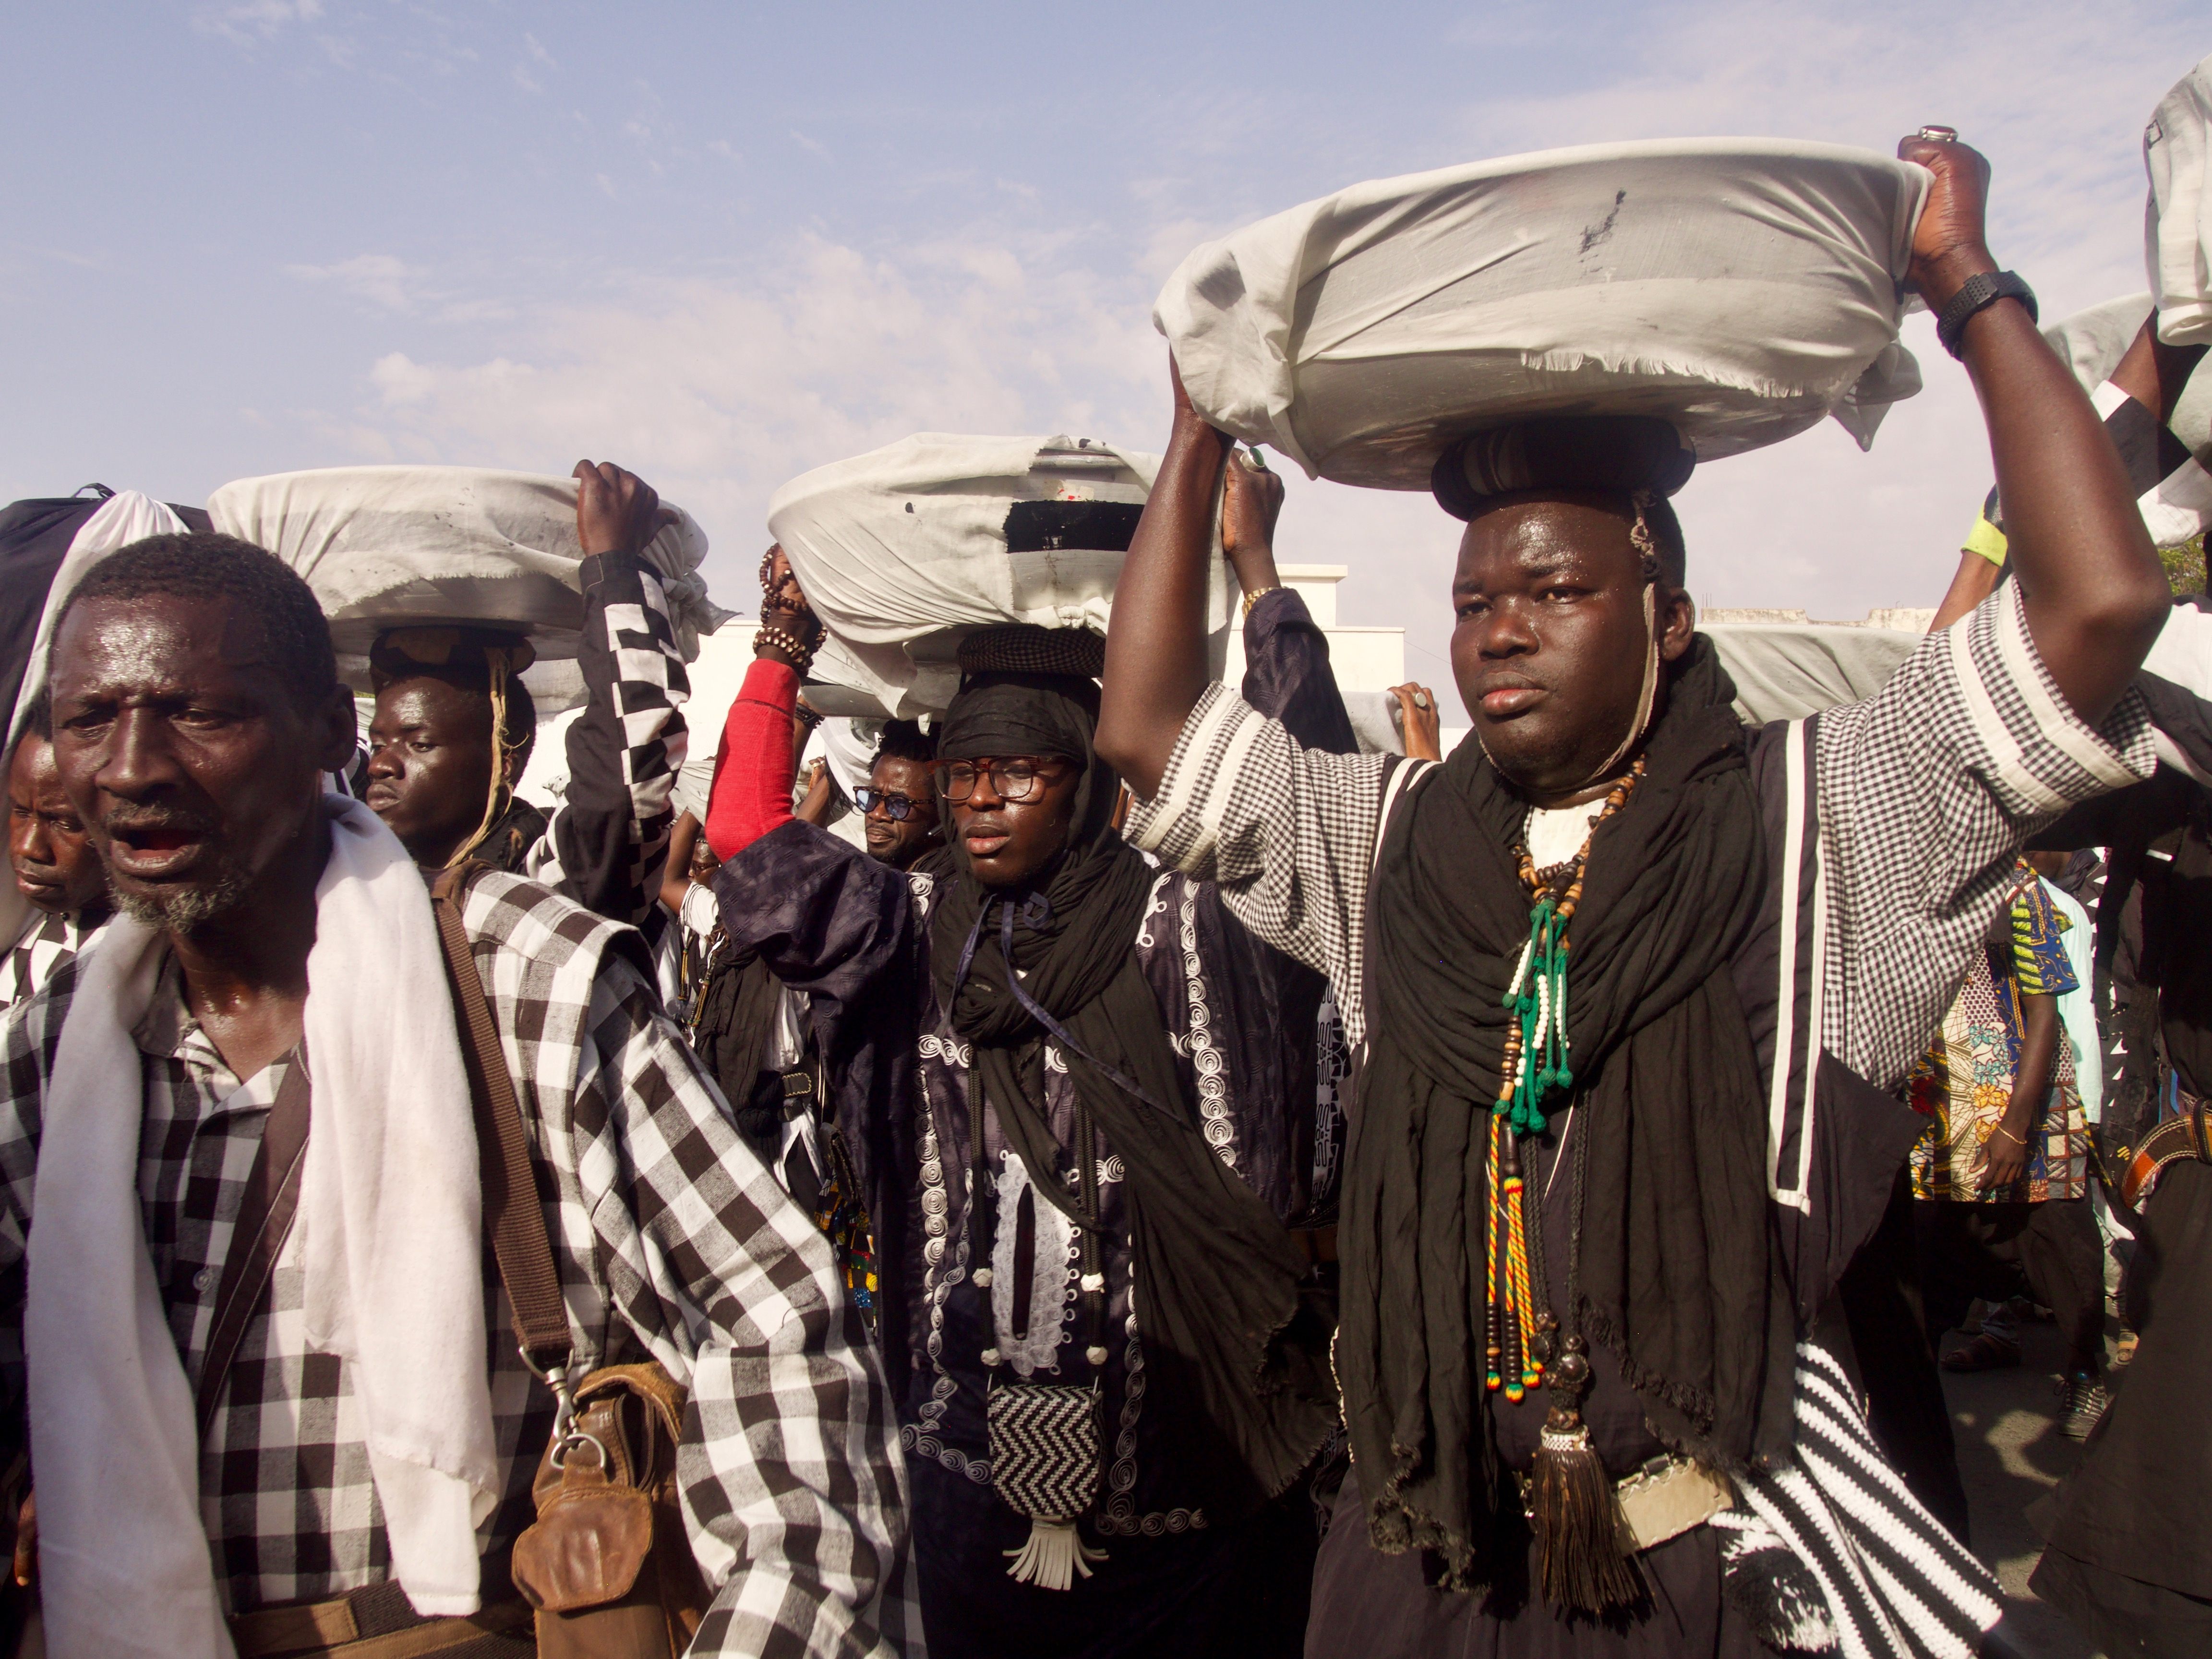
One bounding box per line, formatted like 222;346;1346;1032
431;868;707;1659
509;1366;707;1658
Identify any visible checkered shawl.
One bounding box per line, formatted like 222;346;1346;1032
0;871;915;1657
1128;580;2154;1097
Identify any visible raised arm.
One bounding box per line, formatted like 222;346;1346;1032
532;461;691;925
703;548;820;862
1902;135;2169;721
1222;449;1366;754
1098;361;1237;796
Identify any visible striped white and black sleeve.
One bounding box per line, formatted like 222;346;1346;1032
1813;578;2156;1093
528;551;691;928
1123;683;1395;1044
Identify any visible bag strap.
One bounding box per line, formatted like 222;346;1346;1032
431;863;573;1376
195;1054;313;1436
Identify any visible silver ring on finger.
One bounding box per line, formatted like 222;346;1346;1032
1916;125;1959;143
1412;691;1431;710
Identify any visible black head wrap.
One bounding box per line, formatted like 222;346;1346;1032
926;643;1335;1517
1431;416;1693;589
1430;415;1695;517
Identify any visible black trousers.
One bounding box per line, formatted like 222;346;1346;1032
1913;1195;2106;1374
2034;1160;2212;1657
912;1454;1316;1659
1839;1173;1971;1540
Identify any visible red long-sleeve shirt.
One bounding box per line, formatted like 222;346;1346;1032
704;657;800;861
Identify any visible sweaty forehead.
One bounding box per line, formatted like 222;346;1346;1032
53;594;282;698
1453;494;1643;589
7;734;60;802
373;673;490;733
873;753;936;790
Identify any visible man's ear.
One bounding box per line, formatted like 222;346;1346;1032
314;685;361;774
1656;585;1696;663
503;736;535;789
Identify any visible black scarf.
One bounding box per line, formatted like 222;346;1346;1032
1340;637;1795;1586
928;673;1335;1517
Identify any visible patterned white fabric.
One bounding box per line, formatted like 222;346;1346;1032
1729;1344;2002;1659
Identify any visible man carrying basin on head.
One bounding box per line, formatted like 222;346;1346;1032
698;451;1357;1659
1097;133;2171;1656
366;459;689;929
0;533;916;1656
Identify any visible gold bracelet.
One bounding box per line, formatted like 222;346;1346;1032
1240;584;1281;618
754;625;815;672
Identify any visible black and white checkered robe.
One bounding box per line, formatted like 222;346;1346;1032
1127;581;2157;1656
0;870;917;1657
0;908;104;1016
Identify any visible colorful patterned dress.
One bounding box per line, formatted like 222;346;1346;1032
1909;864;2090;1202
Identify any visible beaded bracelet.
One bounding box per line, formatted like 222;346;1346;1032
754;624;816;672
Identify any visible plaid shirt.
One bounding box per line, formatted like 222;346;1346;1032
0;870;915;1657
0;909;105;1016
1127;581;2154;1100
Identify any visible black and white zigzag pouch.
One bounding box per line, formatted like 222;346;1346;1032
988;1380;1107;1590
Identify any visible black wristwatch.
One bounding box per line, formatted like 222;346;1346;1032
1935;270;2037;359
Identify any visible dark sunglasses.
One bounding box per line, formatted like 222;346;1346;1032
856;788;926;821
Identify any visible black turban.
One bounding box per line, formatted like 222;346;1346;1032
1429;415;1695;520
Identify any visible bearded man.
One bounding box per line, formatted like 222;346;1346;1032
0;534;914;1657
1096;134;2172;1656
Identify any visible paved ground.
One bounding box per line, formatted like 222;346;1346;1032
1943;1317;2106;1659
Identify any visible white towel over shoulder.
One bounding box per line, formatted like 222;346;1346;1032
26;796;500;1658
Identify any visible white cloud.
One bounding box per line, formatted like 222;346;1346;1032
318;233;1159;598
283;253;421;313
192;0;324;43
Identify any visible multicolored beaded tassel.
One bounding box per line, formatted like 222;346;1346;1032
1483;1118;1543;1401
1484;755;1645;1406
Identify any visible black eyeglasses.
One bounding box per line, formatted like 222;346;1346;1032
935;757;1069;804
855;788;926;821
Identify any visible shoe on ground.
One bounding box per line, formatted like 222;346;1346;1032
2057;1372;2111;1441
1941;1330;2023;1373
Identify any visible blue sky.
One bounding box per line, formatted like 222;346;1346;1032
5;3;2205;683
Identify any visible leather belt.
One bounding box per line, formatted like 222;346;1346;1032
228;1579;532;1659
2122;1093;2212;1212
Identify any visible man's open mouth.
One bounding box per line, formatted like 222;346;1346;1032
105;818;213;876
